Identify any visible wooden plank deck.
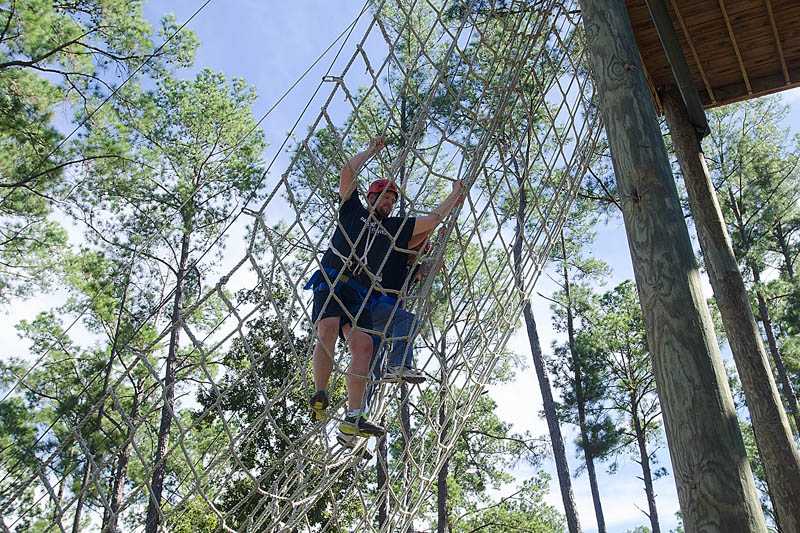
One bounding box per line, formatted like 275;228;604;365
625;0;800;109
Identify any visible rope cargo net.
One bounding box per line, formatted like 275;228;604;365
1;0;601;531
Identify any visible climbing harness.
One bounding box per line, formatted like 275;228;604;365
304;267;377;314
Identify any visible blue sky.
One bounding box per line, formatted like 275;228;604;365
142;1;372;176
133;2;800;532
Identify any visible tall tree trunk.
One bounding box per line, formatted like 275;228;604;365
71;462;91;533
513;180;582;533
400;380;414;533
662;84;800;532
562;236;605;533
103;385;143;533
522;302;583;533
631;396;660;533
752;271;800;435
377;424;389;528
577;1;767;530
437;335;449;533
569;312;606;533
75;260;135;533
55;448;71;523
146;232;190;533
774;222;795;281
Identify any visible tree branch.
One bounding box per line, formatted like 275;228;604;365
0;1;15;44
0;154;134;189
0;29;95;69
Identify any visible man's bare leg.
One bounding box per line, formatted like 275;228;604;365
313;316;340;391
341;323;372;411
337;323;385;438
310;316;339;420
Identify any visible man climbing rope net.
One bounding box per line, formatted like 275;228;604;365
305;136;464;440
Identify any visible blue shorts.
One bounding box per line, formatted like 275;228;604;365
311;283;372;333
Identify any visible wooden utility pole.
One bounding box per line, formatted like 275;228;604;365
661;83;800;533
576;1;767;531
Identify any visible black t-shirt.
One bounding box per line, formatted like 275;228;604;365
378;249;412;296
320;191;415;284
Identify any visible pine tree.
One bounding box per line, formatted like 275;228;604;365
0;0;195;303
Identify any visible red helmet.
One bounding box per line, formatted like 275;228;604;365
367;179;399;200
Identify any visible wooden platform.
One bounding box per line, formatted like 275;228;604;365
625;0;800;110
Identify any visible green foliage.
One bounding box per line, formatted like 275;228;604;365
192;284;360;529
703;95;800;411
454;473;566;533
1;312;134;531
403;380;549;530
670;511;684;533
580;281;665;531
584;280;665;464
169;496;219;533
0;387;41;530
450;395;540;498
549;334;620;465
0;64;66;301
75;68;266;246
547;202;618;468
705;97;800;281
3;29;265;528
0;0;196;303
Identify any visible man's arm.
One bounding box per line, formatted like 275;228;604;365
407;229;434;251
339;137;385;201
408;180;465;248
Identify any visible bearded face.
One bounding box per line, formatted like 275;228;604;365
368;191;397;217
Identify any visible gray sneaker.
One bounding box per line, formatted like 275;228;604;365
385;365;426;384
338;413;385;438
336;429;357;449
337;429;374;460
